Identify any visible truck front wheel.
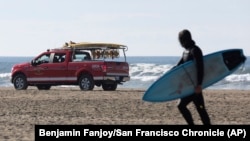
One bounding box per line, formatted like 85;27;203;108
13;74;28;90
79;74;94;90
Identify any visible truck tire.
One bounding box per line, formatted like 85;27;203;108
13;74;28;90
79;74;94;90
102;83;117;91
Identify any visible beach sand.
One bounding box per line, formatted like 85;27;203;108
0;87;249;140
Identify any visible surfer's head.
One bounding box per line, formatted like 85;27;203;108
178;29;195;48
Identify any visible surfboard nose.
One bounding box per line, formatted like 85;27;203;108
222;49;246;71
242;54;247;63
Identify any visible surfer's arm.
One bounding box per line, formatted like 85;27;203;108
192;47;204;86
171;57;184;70
176;58;184;66
195;85;202;94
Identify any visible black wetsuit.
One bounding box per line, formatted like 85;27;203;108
176;46;211;125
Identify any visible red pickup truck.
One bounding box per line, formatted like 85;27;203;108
11;42;130;91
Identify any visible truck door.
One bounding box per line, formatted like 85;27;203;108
27;52;52;82
48;53;68;81
27;52;67;82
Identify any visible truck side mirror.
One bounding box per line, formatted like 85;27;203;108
31;60;37;66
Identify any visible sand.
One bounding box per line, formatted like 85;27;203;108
0;86;249;140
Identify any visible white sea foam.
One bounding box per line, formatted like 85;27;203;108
0;73;11;78
225;73;250;82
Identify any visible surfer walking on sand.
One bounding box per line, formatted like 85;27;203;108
176;29;211;125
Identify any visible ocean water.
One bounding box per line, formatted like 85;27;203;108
0;56;249;90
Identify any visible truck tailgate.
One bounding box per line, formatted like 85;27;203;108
105;61;129;76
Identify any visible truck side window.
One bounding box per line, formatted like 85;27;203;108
53;56;59;63
53;53;66;63
73;52;91;61
83;53;91;60
60;55;65;62
36;54;50;65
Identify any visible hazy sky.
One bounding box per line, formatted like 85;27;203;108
1;0;249;57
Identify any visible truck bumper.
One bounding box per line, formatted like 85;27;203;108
103;76;130;82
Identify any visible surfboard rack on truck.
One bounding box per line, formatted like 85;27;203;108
60;41;128;61
63;41;127;49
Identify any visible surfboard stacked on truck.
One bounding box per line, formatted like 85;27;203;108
143;49;247;102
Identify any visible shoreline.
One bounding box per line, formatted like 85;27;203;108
0;87;249;140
